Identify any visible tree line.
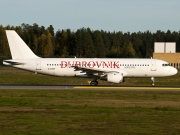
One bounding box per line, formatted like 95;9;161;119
0;23;180;60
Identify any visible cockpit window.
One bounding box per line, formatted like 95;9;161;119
162;63;170;66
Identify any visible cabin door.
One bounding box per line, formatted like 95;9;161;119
36;60;41;70
151;60;156;71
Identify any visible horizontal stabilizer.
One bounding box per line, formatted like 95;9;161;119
3;60;24;66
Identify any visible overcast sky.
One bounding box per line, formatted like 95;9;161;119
1;0;179;33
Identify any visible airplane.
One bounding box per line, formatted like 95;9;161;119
3;30;178;86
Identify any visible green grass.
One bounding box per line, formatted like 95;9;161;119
0;90;180;135
0;66;180;86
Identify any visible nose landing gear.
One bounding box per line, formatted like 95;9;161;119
151;77;155;86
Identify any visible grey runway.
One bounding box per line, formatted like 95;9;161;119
1;85;180;92
0;85;74;90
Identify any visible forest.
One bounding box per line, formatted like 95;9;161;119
0;23;180;62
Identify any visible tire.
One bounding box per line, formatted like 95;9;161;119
90;81;98;86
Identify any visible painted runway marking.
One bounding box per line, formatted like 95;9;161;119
74;86;180;91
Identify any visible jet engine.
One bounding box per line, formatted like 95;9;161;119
107;72;124;83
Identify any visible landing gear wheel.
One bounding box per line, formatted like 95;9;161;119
90;80;98;86
151;77;155;86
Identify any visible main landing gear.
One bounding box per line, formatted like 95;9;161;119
90;79;98;86
151;77;155;86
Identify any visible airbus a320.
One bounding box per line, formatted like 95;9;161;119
3;30;178;86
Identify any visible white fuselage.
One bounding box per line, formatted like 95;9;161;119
4;58;177;78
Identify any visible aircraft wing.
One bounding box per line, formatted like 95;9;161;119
72;66;118;74
72;66;128;77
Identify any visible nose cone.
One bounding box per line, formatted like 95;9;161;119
171;67;178;75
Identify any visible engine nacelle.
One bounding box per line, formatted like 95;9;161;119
107;72;123;83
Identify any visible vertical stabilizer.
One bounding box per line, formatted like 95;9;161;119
5;30;39;59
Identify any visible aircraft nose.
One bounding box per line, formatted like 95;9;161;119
172;67;178;75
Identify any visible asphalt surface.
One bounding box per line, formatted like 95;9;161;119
0;84;73;90
0;84;180;91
